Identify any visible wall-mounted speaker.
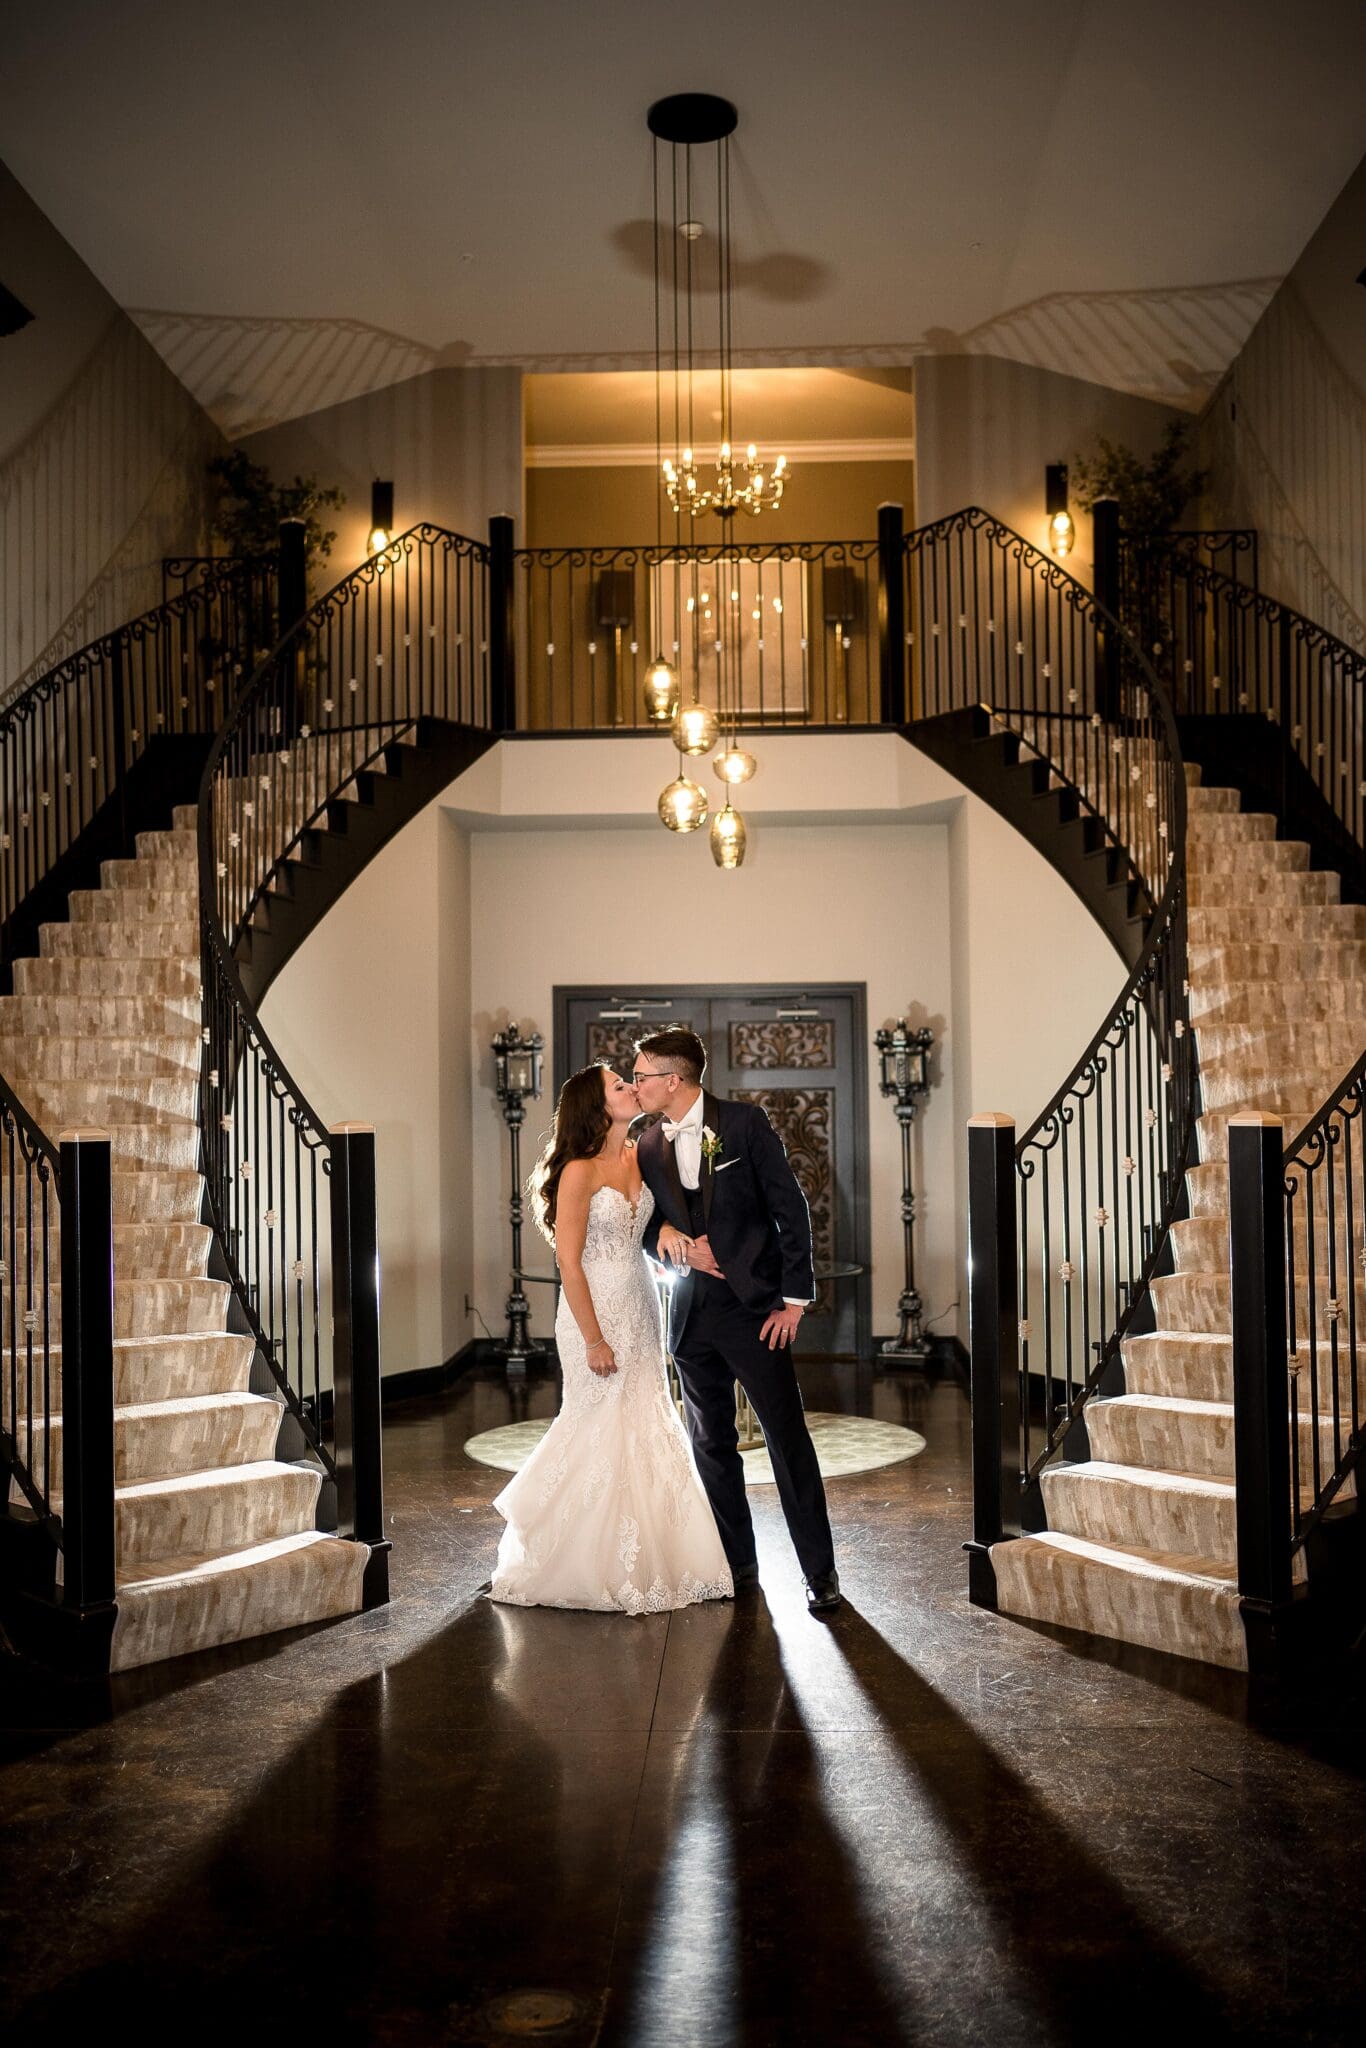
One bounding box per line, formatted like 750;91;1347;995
822;565;863;626
595;570;635;630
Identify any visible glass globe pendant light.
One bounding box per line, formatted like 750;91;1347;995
672;700;719;756
643;653;680;723
710;801;747;868
658;775;709;833
714;745;756;785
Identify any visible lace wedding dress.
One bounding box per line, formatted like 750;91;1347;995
490;1185;734;1614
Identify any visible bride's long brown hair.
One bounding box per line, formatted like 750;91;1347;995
528;1062;613;1244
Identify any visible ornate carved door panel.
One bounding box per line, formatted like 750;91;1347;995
555;985;869;1356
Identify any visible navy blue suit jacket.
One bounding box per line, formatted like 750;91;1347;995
637;1091;815;1317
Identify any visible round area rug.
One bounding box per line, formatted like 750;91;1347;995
462;1412;926;1486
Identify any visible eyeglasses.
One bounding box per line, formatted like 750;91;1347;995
630;1069;667;1084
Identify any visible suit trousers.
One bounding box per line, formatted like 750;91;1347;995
672;1275;836;1583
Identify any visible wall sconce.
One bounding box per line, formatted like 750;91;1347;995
491;1022;546;1372
369;479;394;555
1045;464;1075;558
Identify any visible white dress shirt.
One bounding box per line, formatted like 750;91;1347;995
663;1091;808;1309
663;1088;707;1190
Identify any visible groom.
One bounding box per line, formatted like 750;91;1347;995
631;1029;840;1614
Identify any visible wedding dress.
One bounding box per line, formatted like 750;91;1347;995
490;1185;734;1614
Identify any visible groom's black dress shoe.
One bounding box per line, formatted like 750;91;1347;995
805;1570;842;1615
732;1562;761;1591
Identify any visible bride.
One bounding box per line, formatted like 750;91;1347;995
489;1061;734;1614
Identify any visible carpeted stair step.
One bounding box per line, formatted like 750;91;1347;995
1198;1062;1346;1112
1150;1265;1366;1331
1195;1019;1366;1074
19;1332;256;1408
110;1529;367;1673
1086;1392;1349;1488
40;919;197;959
1189;937;1366;983
26;1074;198;1124
1195;1103;1324;1163
10;1220;212;1280
1189;903;1366;944
990;1531;1248;1670
11;956;198;998
111;1166;205;1225
106;1458;322;1568
15;1390;284;1487
1186;786;1240;813
102;854;194;892
0;993;200;1039
133;823;197;861
1187;838;1309;877
69;886;198;924
1123;1329;1361;1408
0;1033;200;1080
1185;811;1279;845
1186;978;1366;1028
1041;1458;1248;1569
35;1275;229;1339
1189;868;1340;908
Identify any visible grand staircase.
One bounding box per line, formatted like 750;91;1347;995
990;767;1362;1666
1;804;368;1670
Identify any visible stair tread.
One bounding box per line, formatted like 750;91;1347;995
1000;1528;1239;1589
116;1527;352;1593
1051;1458;1235;1497
114;1457;315;1502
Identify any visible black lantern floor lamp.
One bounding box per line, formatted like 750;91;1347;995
876;1020;934;1365
492;1023;545;1374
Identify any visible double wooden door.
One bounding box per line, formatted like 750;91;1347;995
554;984;870;1357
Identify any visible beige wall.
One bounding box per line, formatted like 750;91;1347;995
258;796;474;1380
913;354;1185;582
240;365;524;576
526;460;914;548
0;159;218;692
259;732;1119;1377
1198;152;1366;648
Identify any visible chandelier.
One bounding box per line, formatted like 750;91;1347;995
647;93;774;867
648;96;790;524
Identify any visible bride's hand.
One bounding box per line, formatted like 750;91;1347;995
657;1224;695;1268
587;1340;618;1377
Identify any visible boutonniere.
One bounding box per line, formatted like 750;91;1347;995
701;1126;724;1173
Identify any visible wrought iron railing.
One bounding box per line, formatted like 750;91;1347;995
1227;1094;1366;1667
198;524;488;1566
0;553;275;1653
0;552;279;964
945;511;1193;1584
1119;534;1366;854
509;534;881;731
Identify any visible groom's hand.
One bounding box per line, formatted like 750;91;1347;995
759;1304;804;1350
687;1235;725;1279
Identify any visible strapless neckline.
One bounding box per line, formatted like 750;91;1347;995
593;1182;643;1225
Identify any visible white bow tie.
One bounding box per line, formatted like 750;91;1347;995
662;1118;691;1142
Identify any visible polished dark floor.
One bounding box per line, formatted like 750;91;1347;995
2;1358;1365;2047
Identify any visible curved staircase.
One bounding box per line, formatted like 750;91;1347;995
2;803;369;1670
976;527;1366;1674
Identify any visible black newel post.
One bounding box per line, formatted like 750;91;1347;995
488;513;516;732
108;635;129;850
965;1113;1022;1608
58;1129;118;1673
1228;1112;1294;1674
877;500;906;724
277;518;308;737
329;1122;390;1608
1092;497;1122;721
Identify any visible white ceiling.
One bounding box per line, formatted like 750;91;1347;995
4;0;1364;433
